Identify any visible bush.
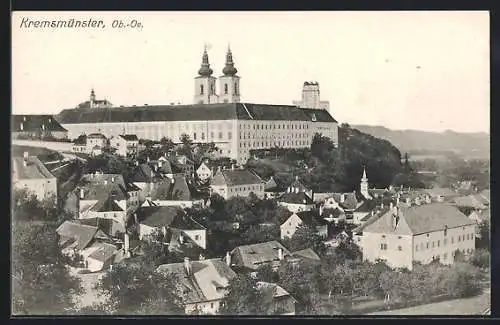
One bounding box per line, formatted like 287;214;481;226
470;249;490;269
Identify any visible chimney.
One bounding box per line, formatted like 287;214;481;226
111;176;115;183
392;211;400;230
278;248;284;261
80;188;85;199
124;232;130;257
23;152;29;160
319;205;324;216
340;194;345;203
226;251;231;266
184;257;192;276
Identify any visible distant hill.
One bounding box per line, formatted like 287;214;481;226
350;125;490;159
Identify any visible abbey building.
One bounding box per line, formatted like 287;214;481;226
56;46;339;164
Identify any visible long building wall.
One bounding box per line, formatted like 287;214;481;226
62;119;338;164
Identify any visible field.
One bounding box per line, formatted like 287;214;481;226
366;288;490;315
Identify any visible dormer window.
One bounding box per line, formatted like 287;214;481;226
311;114;317;122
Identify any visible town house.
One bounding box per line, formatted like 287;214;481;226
360;203;476;270
210;166;265;199
110;134;139;157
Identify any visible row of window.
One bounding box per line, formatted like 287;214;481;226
239;123;310;130
240;132;309;140
415;233;474;251
190;131;232;141
240;140;309;148
432;249;474;262
229;185;264;192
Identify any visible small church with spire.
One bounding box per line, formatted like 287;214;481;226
194;45;241;105
360;166;372;200
77;89;113;110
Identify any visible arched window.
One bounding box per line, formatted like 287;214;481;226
200;85;204;95
224;83;228;94
234;82;239;95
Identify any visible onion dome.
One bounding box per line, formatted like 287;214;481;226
198;48;213;77
222;45;238;76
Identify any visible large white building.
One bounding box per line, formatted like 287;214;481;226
56;47;338;164
359;203;476;270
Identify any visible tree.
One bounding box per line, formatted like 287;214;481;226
256;264;279;283
281;225;325;256
443;262;482;298
12;221;83;315
470;249;490;269
95;262;184;315
12;188;73;224
159;137;175;152
476;220;490;251
277;262;321;314
220;274;267;315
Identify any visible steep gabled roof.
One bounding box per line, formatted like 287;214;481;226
294;211;328;226
90;195;124;212
150;175;192;201
230;241;291;271
156;258;237;304
56;221;108;250
12;156;55;180
363;204;476;235
87;242;118;263
136;206;182;228
211;169;263;187
291;248;321;261
278;191;314;205
12;115;67;132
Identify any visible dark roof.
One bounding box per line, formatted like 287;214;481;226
136;206;181;228
331;192;359;210
295;211;328;226
119;134;139;141
11;115;67;132
230;241;292;271
79;183;128;201
321;207;344;218
264;177;278;191
278;191;314;205
73;134;87;145
87;133;106;139
90;196;124;212
150;176;193;201
355;199;378;213
211;168;263;186
56;103;338;124
130;164;162;183
74;217;121;237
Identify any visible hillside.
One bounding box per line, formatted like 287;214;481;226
351;125;490;159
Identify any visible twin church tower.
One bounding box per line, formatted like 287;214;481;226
194;45;241;105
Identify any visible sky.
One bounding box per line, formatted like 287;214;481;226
12;11;489;133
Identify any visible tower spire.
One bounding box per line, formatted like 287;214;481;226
362;166;368;181
198;46;213;77
222;44;238;76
